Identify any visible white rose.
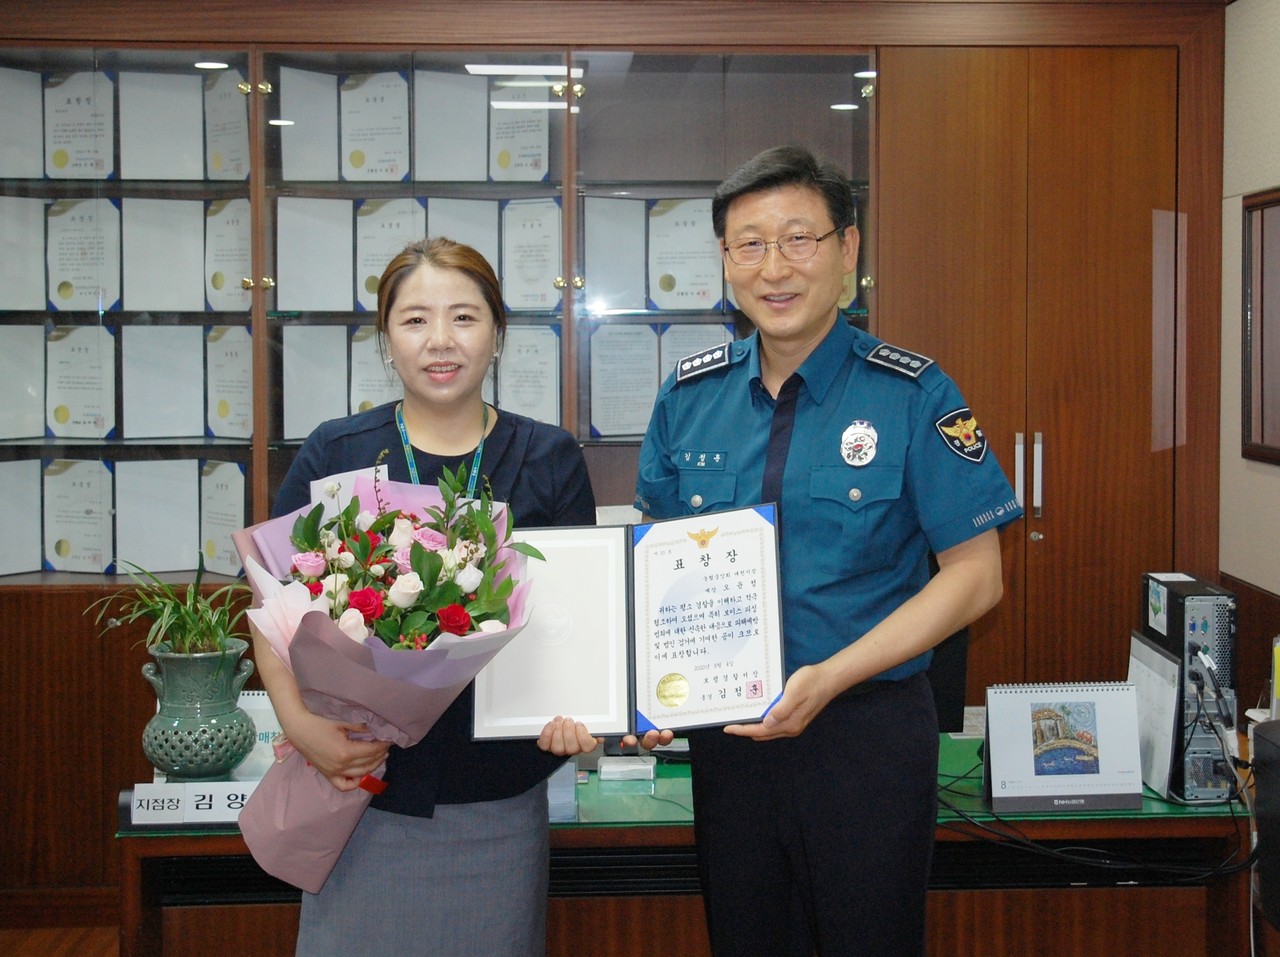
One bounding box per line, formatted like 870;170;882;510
453;539;484;566
388;516;415;549
453;562;484;593
387;572;425;609
320;573;350;606
337;607;368;642
477;619;507;634
356;510;376;532
438;550;459;583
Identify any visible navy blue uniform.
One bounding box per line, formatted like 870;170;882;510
636;318;1021;955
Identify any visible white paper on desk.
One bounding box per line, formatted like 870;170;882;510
46;325;115;439
122;325;204;438
43;459;113;573
282;324;348;439
340;71;409;182
355;198;426;312
115;459;200;572
204;69;250;181
0;195;46;310
659;323;733;384
47;197;121;312
44;71;114;179
588;323;659;437
276;197;353;312
0;460;42;576
122;199;205;312
350;326;401;413
201;460;246;577
647;198;723;312
489;83;549;182
0;324;45;439
501;197;561;312
0;65;43;178
205;198;252;312
474;525;634;739
119;71;203;180
1127;630;1181;799
206;325;253;439
236;690;283;782
279;66;338;181
584;197;647;313
413;70;487;181
497;325;559;425
427;198;498;270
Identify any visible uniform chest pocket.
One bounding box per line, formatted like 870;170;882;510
806;465;905;576
676;469;738;513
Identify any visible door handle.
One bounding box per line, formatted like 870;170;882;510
1032;432;1043;519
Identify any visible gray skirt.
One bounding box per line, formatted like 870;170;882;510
296;780;550;957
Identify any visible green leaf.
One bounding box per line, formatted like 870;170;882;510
507;541;545;562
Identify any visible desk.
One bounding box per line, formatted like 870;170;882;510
117;738;1252;957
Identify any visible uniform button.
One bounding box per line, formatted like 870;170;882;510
690;494;704;508
848;488;862;502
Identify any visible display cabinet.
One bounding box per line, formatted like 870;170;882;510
0;45;873;577
0;47;255;580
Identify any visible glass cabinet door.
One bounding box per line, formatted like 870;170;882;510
570;52;874;440
259;49;571;507
0;46;253;579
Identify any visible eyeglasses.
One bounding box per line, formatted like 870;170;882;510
722;226;844;266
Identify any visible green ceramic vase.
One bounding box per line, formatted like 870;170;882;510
141;637;257;782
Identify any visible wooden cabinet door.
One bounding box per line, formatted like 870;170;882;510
876;46;1031;692
1024;47;1177;681
877;46;1177;693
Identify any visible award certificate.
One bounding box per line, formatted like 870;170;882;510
474;504;785;738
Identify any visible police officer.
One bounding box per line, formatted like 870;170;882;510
634;145;1023;956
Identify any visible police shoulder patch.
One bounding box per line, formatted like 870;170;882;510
865;342;935;378
934;407;988;463
675;343;731;383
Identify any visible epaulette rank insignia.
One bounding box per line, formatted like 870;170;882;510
866;343;935;378
676;344;731;383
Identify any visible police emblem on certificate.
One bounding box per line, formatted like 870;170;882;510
472;505;785;739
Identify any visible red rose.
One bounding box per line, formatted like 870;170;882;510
436;603;472;636
305;580;324;597
348;587;385;625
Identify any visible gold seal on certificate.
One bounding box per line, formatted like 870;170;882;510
656;673;690;708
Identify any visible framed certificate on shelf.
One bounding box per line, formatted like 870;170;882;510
473;504;784;739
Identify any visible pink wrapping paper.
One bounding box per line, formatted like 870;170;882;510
233;480;532;893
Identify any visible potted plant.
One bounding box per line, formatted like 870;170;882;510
93;558;258;782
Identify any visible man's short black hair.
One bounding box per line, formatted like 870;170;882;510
711;144;856;240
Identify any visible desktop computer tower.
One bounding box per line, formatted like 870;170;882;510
1140;573;1238;802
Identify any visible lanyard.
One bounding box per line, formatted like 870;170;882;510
394;402;486;497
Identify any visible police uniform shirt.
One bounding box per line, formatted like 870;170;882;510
635;317;1023;679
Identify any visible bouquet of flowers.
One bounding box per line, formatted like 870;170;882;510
233;465;540;893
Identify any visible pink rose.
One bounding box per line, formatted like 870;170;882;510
291;551;328;578
436;603;472;636
412;527;448;551
392;545;415;575
347;587;385;625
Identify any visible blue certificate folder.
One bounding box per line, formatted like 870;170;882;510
472;504;785;740
982;682;1144;812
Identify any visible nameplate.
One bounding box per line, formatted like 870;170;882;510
131;781;258;825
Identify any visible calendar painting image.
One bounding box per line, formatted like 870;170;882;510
1029;700;1100;776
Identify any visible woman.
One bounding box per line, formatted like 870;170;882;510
258;237;601;956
